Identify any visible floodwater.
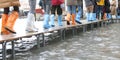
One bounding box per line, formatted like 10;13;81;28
10;23;120;60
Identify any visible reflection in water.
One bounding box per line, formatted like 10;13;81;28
11;23;120;60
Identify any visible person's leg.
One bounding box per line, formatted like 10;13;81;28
43;4;51;29
100;6;104;20
50;5;56;27
86;6;91;22
1;7;9;35
26;0;38;32
57;5;63;26
96;5;101;19
66;5;72;25
89;5;94;21
93;5;97;21
75;5;82;24
71;5;76;25
5;6;19;34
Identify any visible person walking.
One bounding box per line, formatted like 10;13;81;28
116;1;120;18
25;0;38;32
103;0;111;20
85;0;94;21
0;0;20;35
66;0;77;25
50;0;64;27
96;0;105;20
39;0;51;29
110;0;116;18
75;0;83;24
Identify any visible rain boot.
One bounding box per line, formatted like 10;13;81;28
43;14;50;29
26;13;38;32
5;11;19;34
58;15;63;26
89;13;93;21
86;13;90;22
50;14;55;27
75;9;82;24
93;13;96;21
66;13;71;25
1;14;10;35
71;14;76;25
107;13;112;19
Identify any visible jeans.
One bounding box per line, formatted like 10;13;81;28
29;0;36;14
67;5;76;14
76;5;82;21
96;5;103;19
43;4;51;14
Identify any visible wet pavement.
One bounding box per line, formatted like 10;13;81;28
8;23;120;60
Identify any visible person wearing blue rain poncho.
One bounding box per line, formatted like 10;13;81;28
39;0;51;29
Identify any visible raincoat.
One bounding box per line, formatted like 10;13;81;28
0;0;20;8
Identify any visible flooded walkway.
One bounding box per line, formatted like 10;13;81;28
12;23;120;60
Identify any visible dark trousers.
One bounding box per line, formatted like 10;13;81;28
51;5;62;15
4;6;19;14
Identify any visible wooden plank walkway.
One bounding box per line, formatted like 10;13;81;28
0;18;119;60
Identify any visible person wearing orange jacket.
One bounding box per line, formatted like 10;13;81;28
0;0;20;35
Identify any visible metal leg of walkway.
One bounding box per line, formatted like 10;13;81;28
101;21;104;27
60;30;63;40
97;22;100;27
83;25;87;32
42;33;45;47
91;23;94;30
105;21;107;26
11;40;15;60
111;19;114;24
63;29;65;40
117;19;119;23
115;19;117;23
108;20;110;24
118;19;120;23
60;29;65;40
2;41;6;60
36;34;40;48
72;27;76;36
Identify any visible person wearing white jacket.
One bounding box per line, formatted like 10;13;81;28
26;0;38;32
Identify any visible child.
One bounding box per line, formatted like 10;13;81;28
50;0;64;27
0;0;20;35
